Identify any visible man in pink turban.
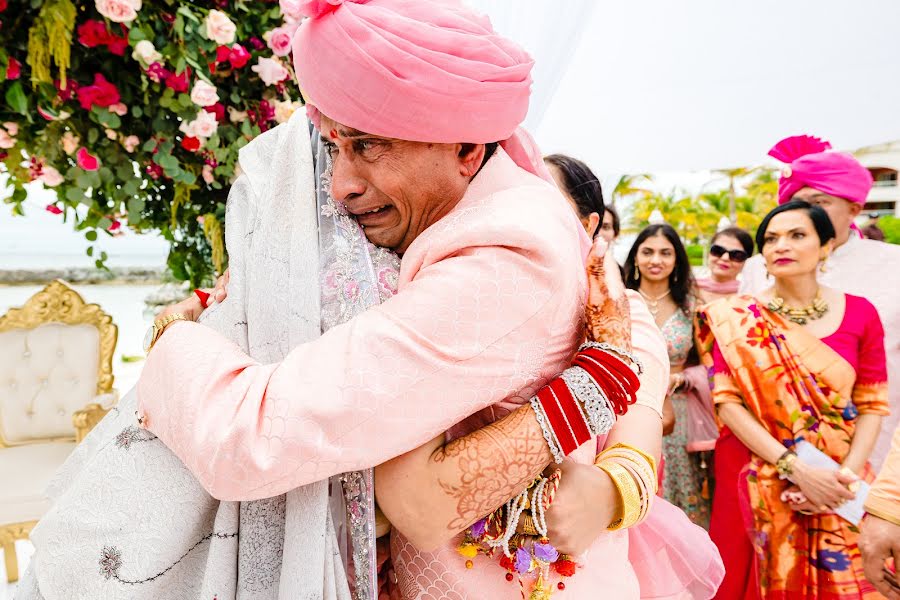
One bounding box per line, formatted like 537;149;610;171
742;135;900;471
129;0;688;598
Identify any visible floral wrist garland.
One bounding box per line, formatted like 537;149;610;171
457;472;577;599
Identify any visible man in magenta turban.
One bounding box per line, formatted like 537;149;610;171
742;135;900;470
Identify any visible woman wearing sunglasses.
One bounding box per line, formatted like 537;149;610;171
697;227;754;304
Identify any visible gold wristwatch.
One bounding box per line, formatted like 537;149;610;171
143;312;188;353
775;449;798;478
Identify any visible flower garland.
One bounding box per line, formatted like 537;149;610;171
0;0;307;285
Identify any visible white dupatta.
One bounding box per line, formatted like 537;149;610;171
18;111;397;600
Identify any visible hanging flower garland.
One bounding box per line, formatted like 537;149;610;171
0;0;304;285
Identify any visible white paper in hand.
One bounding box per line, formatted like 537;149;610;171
793;440;869;526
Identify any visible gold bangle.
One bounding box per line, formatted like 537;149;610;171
602;450;658;497
775;449;798;478
597;460;642;530
598;443;658;479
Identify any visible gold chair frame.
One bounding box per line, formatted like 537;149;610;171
0;280;117;582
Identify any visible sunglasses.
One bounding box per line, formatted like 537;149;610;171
709;244;749;263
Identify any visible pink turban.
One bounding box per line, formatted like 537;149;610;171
291;0;552;181
768;135;873;205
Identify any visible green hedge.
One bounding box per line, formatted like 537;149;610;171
686;244;704;266
880;216;900;245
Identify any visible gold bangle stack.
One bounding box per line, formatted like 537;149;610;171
595;442;657;530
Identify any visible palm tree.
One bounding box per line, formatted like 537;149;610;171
610;174;653;210
713;167;761;225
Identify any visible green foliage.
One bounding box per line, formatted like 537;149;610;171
685;244;704;266
1;0;301;286
880;215;900;245
626;169;779;244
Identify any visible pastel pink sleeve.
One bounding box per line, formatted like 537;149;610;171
627;290;669;417
137;244;574;501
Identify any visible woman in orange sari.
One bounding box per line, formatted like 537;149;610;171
698;200;888;599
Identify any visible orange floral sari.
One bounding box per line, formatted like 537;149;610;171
697;295;888;599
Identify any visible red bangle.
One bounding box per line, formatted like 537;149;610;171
573;350;640;415
536;385;578;455
548;376;592;450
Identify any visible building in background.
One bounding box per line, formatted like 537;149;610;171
856;141;900;216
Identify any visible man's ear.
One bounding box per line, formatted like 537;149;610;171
847;201;863;219
458;143;487;178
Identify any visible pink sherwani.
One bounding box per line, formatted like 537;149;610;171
138;149;669;599
137;149;589;500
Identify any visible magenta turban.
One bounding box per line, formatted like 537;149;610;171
291;0;551;180
768;135;873;205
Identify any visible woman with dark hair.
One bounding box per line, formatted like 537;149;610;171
624;224;712;527
544;154;605;239
698;200;887;599
697;226;754;304
599;205;621;244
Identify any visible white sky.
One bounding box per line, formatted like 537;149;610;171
476;0;900;179
6;1;900;265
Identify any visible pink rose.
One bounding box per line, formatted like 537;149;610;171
46;204;64;215
204;9;236;45
251;57;289;86
3;122;17;136
146;62;168;83
266;24;296;57
0;129;14;149
77;147;100;171
122;135;139;153
279;0;304;21
180;110;219;139
109;102;128;116
39;165;65;187
190;80;219;107
202;164;215;184
95;0;142;24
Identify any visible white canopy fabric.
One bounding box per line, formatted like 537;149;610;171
471;0;900;175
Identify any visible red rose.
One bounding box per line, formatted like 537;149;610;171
5;57;20;80
164;68;190;93
228;43;251;69
215;45;231;64
0;0;8;13
77;20;108;47
107;219;121;231
106;35;128;56
78;73;120;110
55;79;78;101
204;102;226;122
45;204;63;215
181;136;201;152
552;559;577;578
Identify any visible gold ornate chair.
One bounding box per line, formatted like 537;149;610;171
0;280;118;583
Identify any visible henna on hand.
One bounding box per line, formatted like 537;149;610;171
435;406;553;533
585;238;632;351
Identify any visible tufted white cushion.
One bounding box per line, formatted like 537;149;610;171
0;324;100;444
0;441;76;524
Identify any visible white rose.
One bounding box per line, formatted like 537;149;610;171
132;40;162;66
204;9;237;45
105;128;118;140
95;0;141;23
39;166;65;187
190;80;220;107
228;107;248;123
273;99;301;124
3;122;18;136
251;57;289;87
191;110;219;139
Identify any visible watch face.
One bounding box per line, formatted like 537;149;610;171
143;325;156;353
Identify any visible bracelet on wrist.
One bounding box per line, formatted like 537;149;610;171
775;449;798;478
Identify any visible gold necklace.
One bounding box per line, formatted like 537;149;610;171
638;288;671;317
767;291;829;325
